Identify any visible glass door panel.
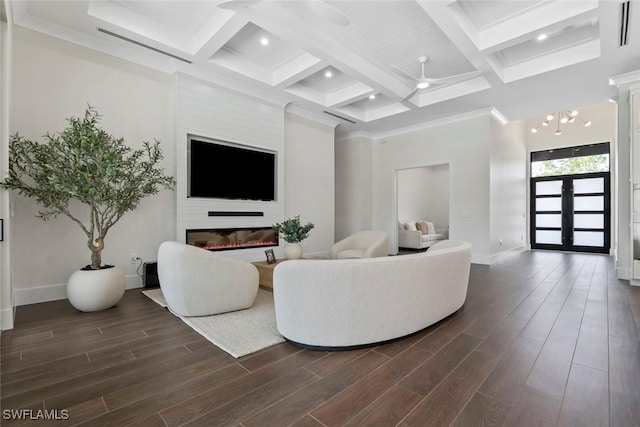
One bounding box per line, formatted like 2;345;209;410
574;177;604;194
536;197;562;211
573;231;604;247
573;214;604;229
536;230;562;245
574;196;604;211
536;214;562;228
536;180;563;195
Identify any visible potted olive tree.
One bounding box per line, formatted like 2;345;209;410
272;215;314;259
1;106;175;311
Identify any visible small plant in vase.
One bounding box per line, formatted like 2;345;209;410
272;215;314;259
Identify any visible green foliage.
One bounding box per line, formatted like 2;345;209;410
272;215;315;243
1;106;175;269
532;154;609;177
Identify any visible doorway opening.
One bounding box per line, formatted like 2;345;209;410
396;164;450;252
530;142;610;254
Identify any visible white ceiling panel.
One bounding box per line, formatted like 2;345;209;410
213;22;305;70
456;0;546;29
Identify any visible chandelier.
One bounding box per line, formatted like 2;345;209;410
530;110;592;135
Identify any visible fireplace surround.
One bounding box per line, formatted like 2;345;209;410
186;227;278;251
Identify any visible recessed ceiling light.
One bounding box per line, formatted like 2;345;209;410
531;128;538;134
260;37;269;46
537;34;547;41
584;120;592;127
369;94;376;100
325;70;333;78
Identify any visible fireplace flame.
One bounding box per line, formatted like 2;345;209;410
186;227;279;252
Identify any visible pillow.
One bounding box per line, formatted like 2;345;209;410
404;222;417;231
415;221;428;234
426;221;436;234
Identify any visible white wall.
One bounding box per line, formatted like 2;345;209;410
428;164;450;228
370;115;492;262
397;165;449;228
284;112;336;257
175;74;286;261
489;118;527;260
397;167;429;221
10;27;176;304
335;135;373;240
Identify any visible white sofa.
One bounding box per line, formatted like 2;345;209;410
273;240;472;349
398;219;448;250
157;241;259;316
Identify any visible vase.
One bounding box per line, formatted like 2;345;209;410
67;266;125;312
284;243;303;259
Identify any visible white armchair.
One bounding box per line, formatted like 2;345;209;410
157;241;259;317
330;230;389;259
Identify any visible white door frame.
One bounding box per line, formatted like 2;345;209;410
1;1;14;330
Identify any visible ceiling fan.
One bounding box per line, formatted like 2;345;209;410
217;0;350;26
391;56;482;101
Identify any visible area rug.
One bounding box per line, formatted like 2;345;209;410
142;288;285;358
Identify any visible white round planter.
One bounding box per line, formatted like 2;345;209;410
284;243;304;259
67;266;125;312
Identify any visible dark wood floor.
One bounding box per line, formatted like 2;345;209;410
1;250;640;426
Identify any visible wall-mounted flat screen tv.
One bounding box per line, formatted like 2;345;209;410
188;136;276;201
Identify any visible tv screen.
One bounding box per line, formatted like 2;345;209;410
188;137;276;201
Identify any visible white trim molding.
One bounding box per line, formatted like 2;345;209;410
13;275;143;306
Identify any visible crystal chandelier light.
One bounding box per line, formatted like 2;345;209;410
530;110;592;135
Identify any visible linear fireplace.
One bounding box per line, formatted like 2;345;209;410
186;227;278;251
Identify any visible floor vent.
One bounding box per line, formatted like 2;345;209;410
620;0;630;46
97;28;192;64
323;111;357;123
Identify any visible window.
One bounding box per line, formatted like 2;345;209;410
531;143;609;178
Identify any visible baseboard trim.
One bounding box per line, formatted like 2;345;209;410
471;246;527;266
0;307;15;330
471;254;491;265
618;267;631;281
489;246;527;265
14;274;143;306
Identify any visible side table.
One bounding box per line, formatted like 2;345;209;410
251;259;287;290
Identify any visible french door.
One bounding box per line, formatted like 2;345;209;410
530;172;610;254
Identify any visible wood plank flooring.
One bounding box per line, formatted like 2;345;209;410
1;250;640;426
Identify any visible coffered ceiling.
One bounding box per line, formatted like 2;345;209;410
7;0;640;137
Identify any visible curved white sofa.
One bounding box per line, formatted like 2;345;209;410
157;241;259;317
273;240;472;349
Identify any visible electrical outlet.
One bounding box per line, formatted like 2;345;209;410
130;253;140;263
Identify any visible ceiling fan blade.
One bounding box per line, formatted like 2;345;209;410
424;70;482;86
305;1;350;26
401;88;419;102
217;0;262;11
390;65;419;84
